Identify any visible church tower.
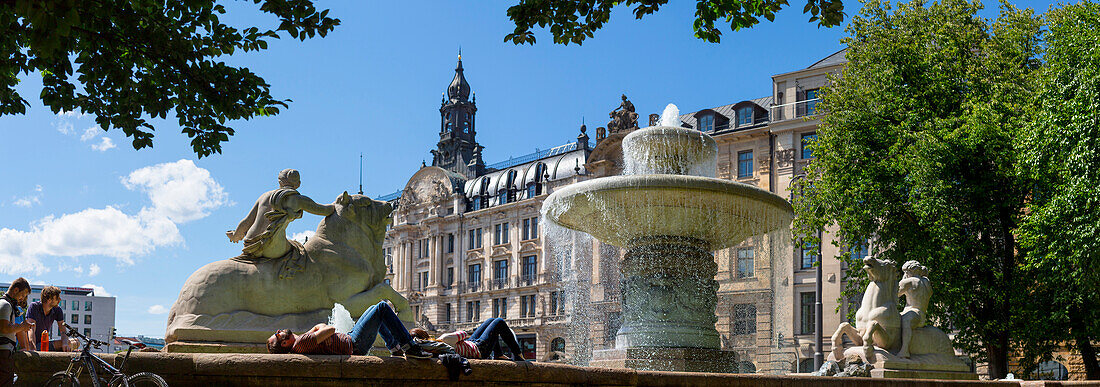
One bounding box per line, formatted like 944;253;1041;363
432;53;484;178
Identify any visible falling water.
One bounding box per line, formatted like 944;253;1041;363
541;103;795;371
329;303;354;334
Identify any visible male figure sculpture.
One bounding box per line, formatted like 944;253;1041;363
227;169;335;260
897;260;931;358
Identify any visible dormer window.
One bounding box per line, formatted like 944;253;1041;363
527;163;547;198
737;106;753;127
698;114;714;132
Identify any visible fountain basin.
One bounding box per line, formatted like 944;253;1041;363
543;174;793;251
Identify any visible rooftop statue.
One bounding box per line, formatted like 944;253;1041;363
607;94;639;134
167;185;411;349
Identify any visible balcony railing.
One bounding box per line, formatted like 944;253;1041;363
515;275;537;287
770;99;821;122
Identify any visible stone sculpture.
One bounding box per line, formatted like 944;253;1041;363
166;192;411;347
828;255;972;379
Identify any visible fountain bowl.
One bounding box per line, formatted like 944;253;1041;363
542;174;793;251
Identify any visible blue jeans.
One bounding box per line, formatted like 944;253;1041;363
468;318;522;359
347;302;412;355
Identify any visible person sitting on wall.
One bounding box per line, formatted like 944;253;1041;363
26;286;69;351
0;278;35;387
267;300;431;359
431;318;525;361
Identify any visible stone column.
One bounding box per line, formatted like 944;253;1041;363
616;236;719;349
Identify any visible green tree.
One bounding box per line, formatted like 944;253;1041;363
1017;0;1100;379
792;0;1042;378
504;0;845;45
0;0;339;157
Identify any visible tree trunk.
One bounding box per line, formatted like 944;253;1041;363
1074;334;1099;379
986;334;1011;380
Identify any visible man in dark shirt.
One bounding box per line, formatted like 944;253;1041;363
25;286;68;351
267;300;430;359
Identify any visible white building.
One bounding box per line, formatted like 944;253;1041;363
4;282;117;353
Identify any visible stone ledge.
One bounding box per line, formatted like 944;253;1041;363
10;351;1084;387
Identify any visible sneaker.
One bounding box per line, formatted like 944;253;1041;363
389;347;404;357
402;343;432;359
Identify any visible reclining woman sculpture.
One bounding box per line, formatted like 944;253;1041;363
166;190;411;346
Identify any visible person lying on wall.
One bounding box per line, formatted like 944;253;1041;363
267;300;431;359
432;318;526;361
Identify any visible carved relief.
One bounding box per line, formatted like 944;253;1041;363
776;149;796;168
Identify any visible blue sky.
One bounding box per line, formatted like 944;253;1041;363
0;1;1057;337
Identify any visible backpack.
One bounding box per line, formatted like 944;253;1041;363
0;298;18;349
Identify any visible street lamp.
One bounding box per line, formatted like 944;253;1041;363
791;173;824;371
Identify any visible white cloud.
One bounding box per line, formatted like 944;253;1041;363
12;185;43;208
291;230;315;244
13;196;40;208
147;305;169;315
0;160;229;275
81;284;112;297
80;127;100;142
88;264;101;277
55;120;74;135
122;160;230;223
59;110;90;119
90;137;116;152
73;265;84;275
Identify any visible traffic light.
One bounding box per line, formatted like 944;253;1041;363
111;327;116;339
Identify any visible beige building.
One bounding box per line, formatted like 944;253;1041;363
383;51;860;368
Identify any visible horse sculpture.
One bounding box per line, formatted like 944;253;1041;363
831;255;901;360
829;254;967;373
166;192;410;346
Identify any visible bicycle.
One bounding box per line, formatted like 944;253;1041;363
44;325;168;387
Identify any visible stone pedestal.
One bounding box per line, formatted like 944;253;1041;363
830;345;978;380
618;236;719;349
590;347;739;373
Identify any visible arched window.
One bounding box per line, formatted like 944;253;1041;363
737;361;757;374
1035;361;1068;380
550;337;566;352
500;170;518;204
528;163;547;197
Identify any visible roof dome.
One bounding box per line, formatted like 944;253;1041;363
447;56;470;102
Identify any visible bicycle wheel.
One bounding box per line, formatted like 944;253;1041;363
45;371;81;387
124;372;168;387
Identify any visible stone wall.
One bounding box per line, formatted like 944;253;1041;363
12;352;1096;387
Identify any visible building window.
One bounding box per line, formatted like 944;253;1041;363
528;163;547;198
492;297;508;318
470;197;482;211
466;300;481;322
801;132;817;159
733;304;757;335
737;150;753;179
549;291;563;315
551;337;566;352
445;303;452;323
84;314;92;325
418;239;429;258
698;114;714;131
522;217;539;240
736;248;755;278
848;239;869;261
800;292;816;335
521;255;537;285
72;302;79;311
801;239;819;269
493;260;509;288
1036;360;1069;380
447;234;455;253
798;358;816;373
85;301;92;311
71;314;79;324
468;264;482;291
737;106;753;126
468;228;482;249
418;271;429;291
446;267;454;288
83;328;91;337
59;300;66;309
494;223;510;245
520;295;536;318
804;88;820;115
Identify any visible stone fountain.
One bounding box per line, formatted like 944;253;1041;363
542;105;794;372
